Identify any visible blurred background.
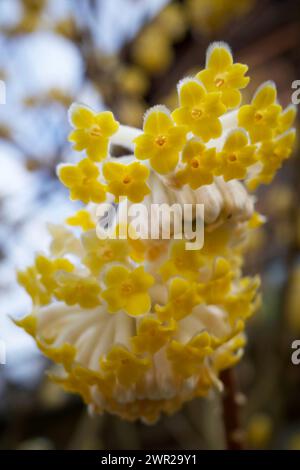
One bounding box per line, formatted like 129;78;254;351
0;0;299;450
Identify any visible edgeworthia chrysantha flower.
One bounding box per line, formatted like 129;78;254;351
16;42;296;424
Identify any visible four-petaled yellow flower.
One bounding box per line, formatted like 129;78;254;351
172;78;226;142
17;255;74;306
155;277;200;321
58;158;106;204
66;209;95;231
197;258;233;304
134;105;187;174
167;332;213;378
160;240;205;281
238;82;281;143
100;345;150;387
54;271;102;309
216;129;257;181
197;42;249;109
68;104;119;161
276;104;296;136
247;130;296;190
131;317;176;354
102;265;154;316
34;255;74;292
175;138;218;189
81;230;129;276
103;161;150;202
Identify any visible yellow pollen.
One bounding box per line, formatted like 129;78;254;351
123;175;131;184
155;135;167;147
191;108;203;120
191;158;200;169
121;281;134;295
228;153;237;162
89;125;102;138
215;77;225;88
254;112;263;122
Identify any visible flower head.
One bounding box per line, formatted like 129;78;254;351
58;158;106;203
134;105;187;174
103;161;150;202
172;78;226;141
16;41;296;424
68;104;119;161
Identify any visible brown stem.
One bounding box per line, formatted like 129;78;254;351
220;368;244;450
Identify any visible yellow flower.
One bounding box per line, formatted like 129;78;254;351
160;240;205;281
172;78;226;142
134;105;187;174
35;255;74;292
48;223;82;257
216;129;257;181
81;230;129;276
54;272;102;308
167;332;213;378
131;317;176;354
175;138;218;189
66;209;95;231
102;265;154;316
155;278;200;321
238;82;281;143
131;25;173;75
17;255;74;306
247;130;296;190
58;158;106;204
197;258;233;304
17;266;50;306
276;104;297;136
68;104;119;161
100;346;150;387
197;42;249;108
224;275;260;325
103;161;150;203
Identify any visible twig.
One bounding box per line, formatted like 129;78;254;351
220;368;245;450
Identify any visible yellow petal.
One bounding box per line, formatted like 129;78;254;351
178;79;206;108
206;43;233;72
252;82;277;109
144;106;173;135
95;111;119;136
224;129;248;152
69;104;94;128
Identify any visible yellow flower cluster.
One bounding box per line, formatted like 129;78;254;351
16;41;296;423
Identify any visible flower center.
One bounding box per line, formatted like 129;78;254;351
191;157;200;169
191;108;203;120
101;248;113;260
122;175;131;184
155;135;167;147
89;124;102;138
228;153;237;162
254;112;263;122
215;77;225;88
121;281;134;295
